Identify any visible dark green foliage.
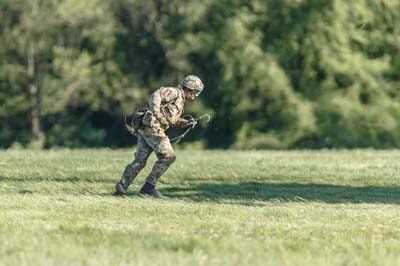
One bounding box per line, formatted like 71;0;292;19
0;0;399;149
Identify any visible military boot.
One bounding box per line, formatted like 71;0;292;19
139;182;162;197
113;181;127;196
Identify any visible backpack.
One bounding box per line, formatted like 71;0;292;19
125;107;148;135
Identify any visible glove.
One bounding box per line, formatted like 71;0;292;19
186;118;197;128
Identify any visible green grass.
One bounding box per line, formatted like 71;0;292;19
1;149;400;266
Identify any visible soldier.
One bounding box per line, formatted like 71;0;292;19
114;75;204;197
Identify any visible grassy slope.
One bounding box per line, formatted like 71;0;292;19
0;149;400;266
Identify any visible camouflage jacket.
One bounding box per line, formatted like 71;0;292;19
147;86;187;129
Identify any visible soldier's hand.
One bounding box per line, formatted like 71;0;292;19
186;118;197;128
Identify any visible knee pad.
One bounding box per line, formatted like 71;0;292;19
169;154;176;163
165;154;176;164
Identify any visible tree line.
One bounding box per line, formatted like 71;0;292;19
1;0;399;149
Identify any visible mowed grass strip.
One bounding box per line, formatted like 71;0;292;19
0;149;400;266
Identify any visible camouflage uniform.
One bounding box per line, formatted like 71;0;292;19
117;86;189;192
115;75;204;196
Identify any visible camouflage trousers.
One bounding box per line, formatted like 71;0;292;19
118;126;176;190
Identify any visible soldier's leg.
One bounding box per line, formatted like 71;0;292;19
116;135;153;193
139;135;175;196
145;136;176;186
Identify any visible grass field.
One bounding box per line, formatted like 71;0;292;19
1;149;400;266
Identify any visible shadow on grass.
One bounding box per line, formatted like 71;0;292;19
160;182;400;204
0;176;114;184
3;175;399;204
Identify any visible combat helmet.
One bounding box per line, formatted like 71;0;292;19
179;75;204;97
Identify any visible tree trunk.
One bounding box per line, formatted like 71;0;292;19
27;43;44;144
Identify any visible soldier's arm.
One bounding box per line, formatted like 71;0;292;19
148;87;179;126
174;118;188;128
174;117;196;128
